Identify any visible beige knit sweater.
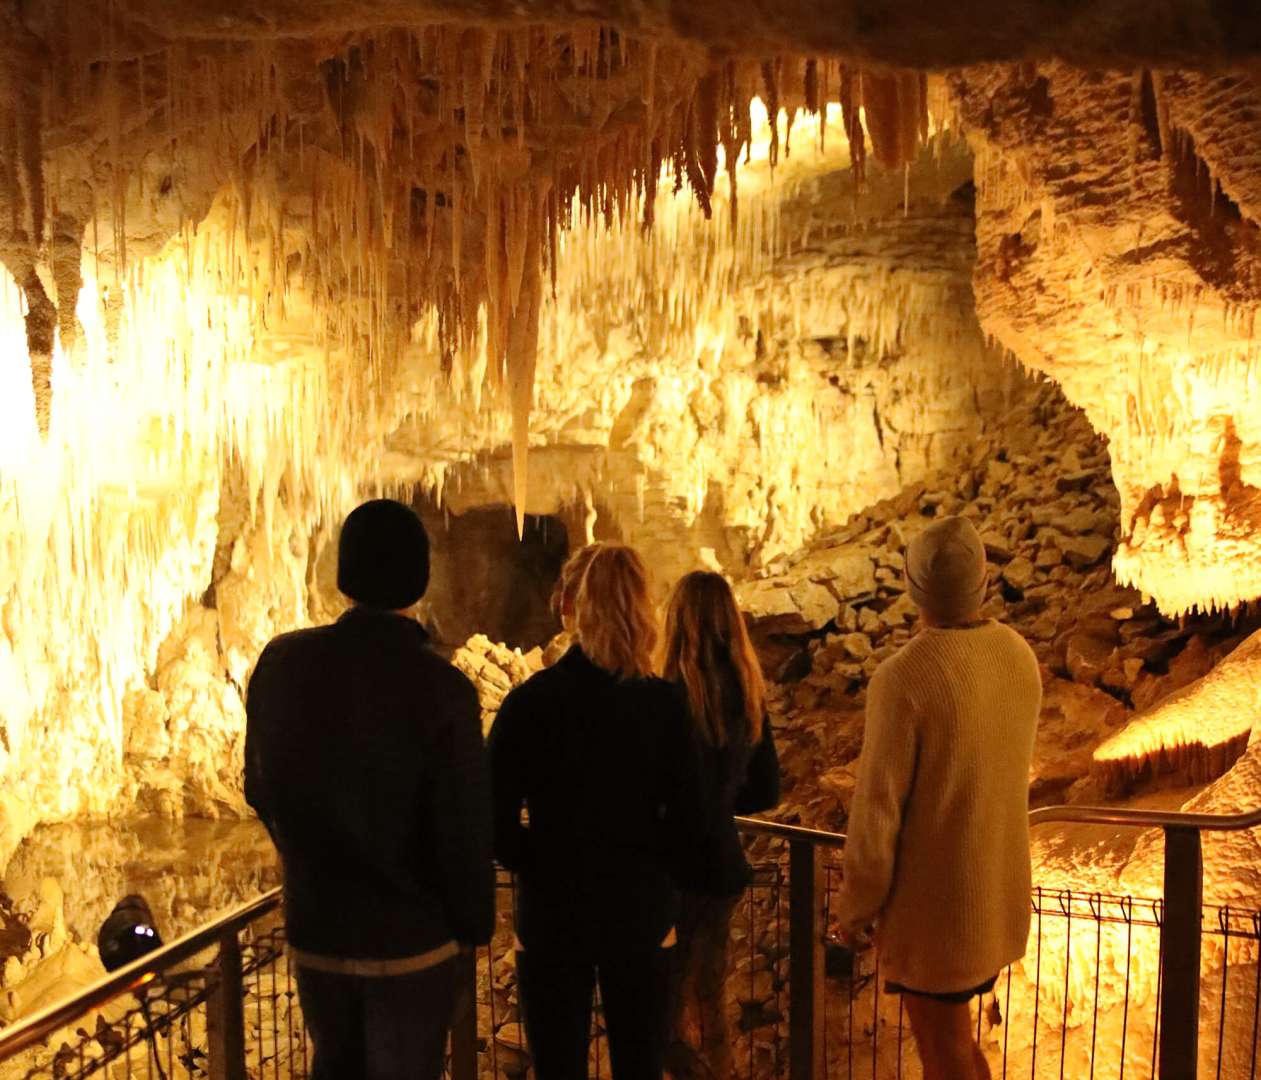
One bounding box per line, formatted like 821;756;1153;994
836;620;1042;993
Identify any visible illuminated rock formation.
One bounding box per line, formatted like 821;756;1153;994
0;7;938;531
386;129;1030;588
0;0;1258;911
954;62;1261;616
1093;627;1261;793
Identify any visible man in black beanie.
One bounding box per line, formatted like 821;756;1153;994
245;498;494;1080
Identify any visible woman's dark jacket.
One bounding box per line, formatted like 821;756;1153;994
675;662;781;898
488;646;709;956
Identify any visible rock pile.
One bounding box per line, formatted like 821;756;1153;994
737;387;1261;829
451;635;544;735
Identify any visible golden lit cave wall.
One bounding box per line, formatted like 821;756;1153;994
385;119;1034;590
0;218;411;863
0;113;1029;857
952;62;1261;617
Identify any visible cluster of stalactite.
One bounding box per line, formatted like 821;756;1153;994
0;5;932;526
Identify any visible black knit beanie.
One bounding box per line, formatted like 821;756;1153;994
336;499;430;609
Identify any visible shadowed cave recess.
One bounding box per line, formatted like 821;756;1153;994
2;1;1261;1074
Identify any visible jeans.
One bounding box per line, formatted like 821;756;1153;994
516;945;673;1080
295;957;457;1080
666;893;741;1080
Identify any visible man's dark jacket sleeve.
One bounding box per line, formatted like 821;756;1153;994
428;674;496;946
243;643;277;836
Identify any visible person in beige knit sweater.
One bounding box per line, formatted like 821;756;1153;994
836;515;1041;1080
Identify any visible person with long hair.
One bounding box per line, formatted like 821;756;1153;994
488;544;707;1080
660;571;780;1080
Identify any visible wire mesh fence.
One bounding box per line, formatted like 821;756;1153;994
3;837;1260;1080
4;967;215;1079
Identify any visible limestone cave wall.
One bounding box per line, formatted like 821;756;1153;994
0;123;1031;863
0;0;1260;905
386;133;1032;589
955;62;1261;616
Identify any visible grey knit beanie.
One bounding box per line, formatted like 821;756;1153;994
904;516;988;622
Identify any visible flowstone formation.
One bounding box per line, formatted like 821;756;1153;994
954;62;1261;617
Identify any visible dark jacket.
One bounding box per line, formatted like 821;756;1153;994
244;607;495;959
488;646;708;956
674;667;780;897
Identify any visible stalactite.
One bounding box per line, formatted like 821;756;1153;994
19;264;56;438
0;13;939;527
507;186;544;539
861;70;927;171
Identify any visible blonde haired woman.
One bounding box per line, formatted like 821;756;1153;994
489;544;707;1080
550;542;605;626
661;572;780;1080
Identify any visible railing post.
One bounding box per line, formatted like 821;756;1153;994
449;948;479;1080
789;838;824;1080
1159;825;1202;1079
207;930;247;1080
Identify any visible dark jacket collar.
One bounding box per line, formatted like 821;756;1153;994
556;643;594;672
336;605;431;644
557;644;655;685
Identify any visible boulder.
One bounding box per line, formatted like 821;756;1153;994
839;633;873;660
1060;533;1111;569
736;579;833;634
1050;506;1106;534
1066;632;1117;687
980;530;1013;562
1002;556;1036;591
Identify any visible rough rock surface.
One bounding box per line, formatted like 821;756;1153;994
747;384;1261;832
387;138;1034;591
954;61;1261;616
450;635;543;735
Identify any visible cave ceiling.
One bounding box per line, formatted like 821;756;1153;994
2;0;1261;614
59;0;1261;68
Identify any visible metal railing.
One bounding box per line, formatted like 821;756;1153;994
0;803;1258;1079
1027;803;1261;1080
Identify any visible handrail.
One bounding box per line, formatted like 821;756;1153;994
3;804;1260;1069
0;887;283;1061
1028;803;1261;831
737;800;1261;848
734;816;847;847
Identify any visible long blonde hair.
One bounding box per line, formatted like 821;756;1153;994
661;571;765;746
551;542;605;628
574;545;658;679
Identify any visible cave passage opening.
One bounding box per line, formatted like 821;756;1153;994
414;497;570;651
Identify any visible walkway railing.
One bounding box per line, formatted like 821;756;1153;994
0;804;1258;1079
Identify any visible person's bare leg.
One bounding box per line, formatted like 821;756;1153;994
973;1041;992;1080
903;994;985;1080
